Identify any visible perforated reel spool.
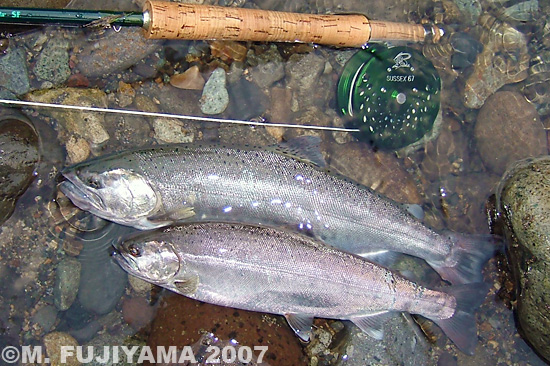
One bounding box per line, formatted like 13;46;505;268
337;44;441;150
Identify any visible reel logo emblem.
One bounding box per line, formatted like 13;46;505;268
391;52;412;70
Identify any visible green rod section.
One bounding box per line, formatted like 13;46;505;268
0;7;143;27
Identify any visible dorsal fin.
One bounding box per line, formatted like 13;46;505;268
268;136;327;167
403;203;424;220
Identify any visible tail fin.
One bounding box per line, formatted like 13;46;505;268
428;232;499;285
428;283;490;355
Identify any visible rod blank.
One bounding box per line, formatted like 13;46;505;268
0;7;143;27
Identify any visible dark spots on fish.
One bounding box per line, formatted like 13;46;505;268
233;311;239;317
266;352;277;361
227;331;238;339
257;336;263;343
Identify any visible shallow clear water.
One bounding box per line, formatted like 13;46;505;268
0;0;549;364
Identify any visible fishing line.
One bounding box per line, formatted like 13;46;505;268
0;99;361;133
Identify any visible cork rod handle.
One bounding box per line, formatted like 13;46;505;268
142;1;439;46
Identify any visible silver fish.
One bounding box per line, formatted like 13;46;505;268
113;223;488;355
60;137;494;284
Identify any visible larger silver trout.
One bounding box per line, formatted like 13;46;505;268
114;223;488;355
60;139;494;284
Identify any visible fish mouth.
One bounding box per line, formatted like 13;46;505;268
111;245;140;274
59;170;106;213
111;244;161;284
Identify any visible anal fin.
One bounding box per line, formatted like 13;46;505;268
284;313;314;342
350;311;394;340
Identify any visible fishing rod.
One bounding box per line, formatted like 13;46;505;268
0;0;443;46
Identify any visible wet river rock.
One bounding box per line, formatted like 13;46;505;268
474;91;547;175
498;156;550;362
0;111;40;225
25;87;110;149
74;28;163;79
148;294;306;365
323;141;423;204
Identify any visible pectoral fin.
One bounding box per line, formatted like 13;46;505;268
148;207;196;224
284;313;314;342
350;311;395;340
172;274;200;295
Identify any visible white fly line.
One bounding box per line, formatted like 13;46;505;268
0;99;361;133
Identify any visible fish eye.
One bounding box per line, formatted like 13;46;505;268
128;244;141;257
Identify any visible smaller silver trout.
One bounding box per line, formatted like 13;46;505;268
114;223;488;355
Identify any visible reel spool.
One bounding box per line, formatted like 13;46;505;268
337;44;441;150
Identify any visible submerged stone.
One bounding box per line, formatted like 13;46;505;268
148;294;306;364
344;313;434;366
32;305;58;333
498;156;550;362
75;28;162;79
324;141;423;204
0;110;40;225
169;66;205;90
43;332;80;366
474;91;547;175
78;255;127;315
33;38;71;85
54;257;81;311
200;68;229;115
25;87;110;148
463;15;529;109
0;47;30;95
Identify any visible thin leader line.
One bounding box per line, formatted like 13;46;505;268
0;99;361;133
